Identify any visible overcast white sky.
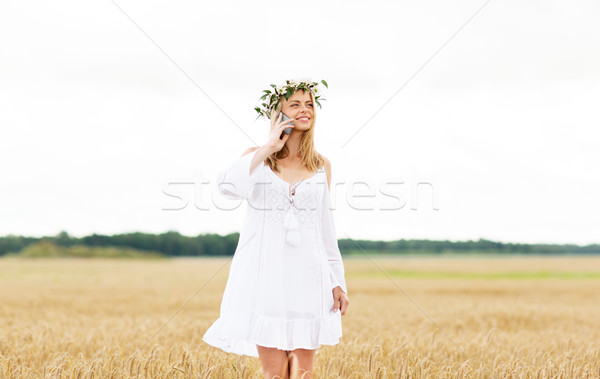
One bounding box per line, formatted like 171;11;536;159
1;0;598;245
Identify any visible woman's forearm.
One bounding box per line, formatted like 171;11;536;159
249;144;275;175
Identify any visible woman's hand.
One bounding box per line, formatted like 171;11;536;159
266;112;295;153
332;286;349;315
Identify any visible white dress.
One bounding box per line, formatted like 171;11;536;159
202;148;348;358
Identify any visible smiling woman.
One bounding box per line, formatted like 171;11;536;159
203;78;349;379
264;87;320;177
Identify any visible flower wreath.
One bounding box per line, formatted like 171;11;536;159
254;78;328;120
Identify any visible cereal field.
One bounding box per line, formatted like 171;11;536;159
1;255;599;378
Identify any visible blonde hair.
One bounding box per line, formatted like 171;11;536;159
264;89;324;173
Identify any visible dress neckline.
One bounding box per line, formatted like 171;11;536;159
265;164;324;189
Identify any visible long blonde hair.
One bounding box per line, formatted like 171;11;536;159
264;89;324;173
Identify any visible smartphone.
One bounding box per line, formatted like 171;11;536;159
279;112;294;135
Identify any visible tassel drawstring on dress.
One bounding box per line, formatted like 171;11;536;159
284;184;301;246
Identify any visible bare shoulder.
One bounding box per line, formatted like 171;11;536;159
321;155;332;191
322;155;332;172
241;146;259;157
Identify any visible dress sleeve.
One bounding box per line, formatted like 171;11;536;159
216;148;262;200
320;182;348;294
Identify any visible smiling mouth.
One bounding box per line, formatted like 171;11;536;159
296;117;310;122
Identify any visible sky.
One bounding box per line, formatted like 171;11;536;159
1;0;598;245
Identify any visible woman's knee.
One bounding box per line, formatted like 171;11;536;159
257;345;291;379
288;348;316;378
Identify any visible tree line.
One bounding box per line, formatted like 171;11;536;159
0;230;598;258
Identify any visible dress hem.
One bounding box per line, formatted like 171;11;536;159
202;310;342;358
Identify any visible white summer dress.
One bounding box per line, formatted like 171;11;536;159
202;148;348;358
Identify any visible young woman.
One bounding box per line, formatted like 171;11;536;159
203;79;349;379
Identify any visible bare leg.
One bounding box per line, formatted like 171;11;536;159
257;344;291;379
288;348;316;379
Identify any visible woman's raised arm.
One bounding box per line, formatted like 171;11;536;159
215;145;274;200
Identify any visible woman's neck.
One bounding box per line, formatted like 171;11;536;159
284;131;303;158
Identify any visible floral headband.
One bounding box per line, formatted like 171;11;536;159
254;78;328;120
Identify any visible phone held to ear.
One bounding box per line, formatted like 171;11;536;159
279;112;294;138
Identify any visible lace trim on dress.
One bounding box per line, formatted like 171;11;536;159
264;165;324;242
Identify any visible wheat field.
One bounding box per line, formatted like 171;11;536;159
1;254;599;378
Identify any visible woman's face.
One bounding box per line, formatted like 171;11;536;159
281;90;314;130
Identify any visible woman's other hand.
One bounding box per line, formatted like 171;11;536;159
332;286;349;315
